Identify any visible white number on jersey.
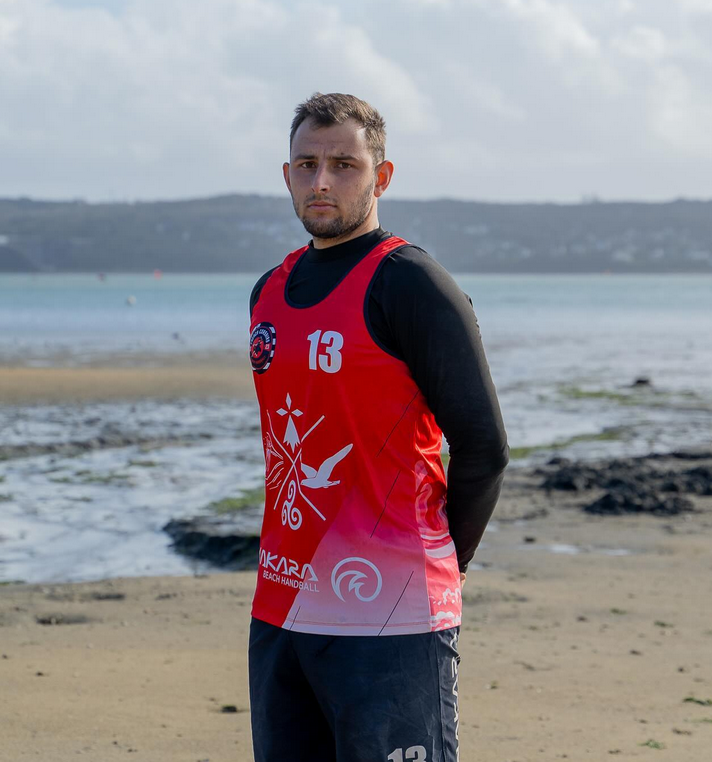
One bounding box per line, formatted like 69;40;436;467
387;746;427;761
307;329;343;373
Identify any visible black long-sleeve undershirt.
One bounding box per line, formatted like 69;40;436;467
249;227;509;572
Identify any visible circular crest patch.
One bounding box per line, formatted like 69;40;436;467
250;322;277;374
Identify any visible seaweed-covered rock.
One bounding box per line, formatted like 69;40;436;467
163;517;260;570
585;490;694;516
541;464;600;491
671;450;712;460
540;459;662;492
540;451;711;517
684;466;712;495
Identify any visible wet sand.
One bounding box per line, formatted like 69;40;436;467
0;352;256;404
1;466;711;761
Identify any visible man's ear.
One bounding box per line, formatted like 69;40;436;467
282;162;291;194
373;160;394;198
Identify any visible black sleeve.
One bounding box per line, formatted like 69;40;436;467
370;247;509;572
250;266;279;318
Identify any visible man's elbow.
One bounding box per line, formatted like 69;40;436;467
478;440;510;478
447;438;509;482
497;441;510;471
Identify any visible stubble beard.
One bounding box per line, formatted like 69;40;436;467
294;179;375;240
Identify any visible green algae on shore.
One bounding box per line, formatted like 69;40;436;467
559;384;707;410
50;470;132;486
560;386;642;403
508;428;626;460
639;739;665;750
683;696;712;706
207;487;265;515
441;427;625;465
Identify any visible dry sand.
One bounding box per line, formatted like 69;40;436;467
1;471;711;762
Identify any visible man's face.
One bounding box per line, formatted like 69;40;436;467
283;117;379;240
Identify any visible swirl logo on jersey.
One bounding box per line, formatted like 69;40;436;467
331;557;383;602
250;322;277;374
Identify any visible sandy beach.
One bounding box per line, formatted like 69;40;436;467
2;459;711;761
1;359;711;761
0;352;256;404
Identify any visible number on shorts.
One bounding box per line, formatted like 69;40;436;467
388;746;427;761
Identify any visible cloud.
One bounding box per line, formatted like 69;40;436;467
500;0;600;60
613;25;667;62
653;65;712;159
0;0;711;201
0;0;432;199
287;3;436;134
408;0;453;7
678;0;712;13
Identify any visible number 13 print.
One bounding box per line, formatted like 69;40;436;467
388;746;427;761
307;329;344;373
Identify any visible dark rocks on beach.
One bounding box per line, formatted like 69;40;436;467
540;464;599;491
540;451;711;517
163;517;260;570
86;591;126;601
650;449;712;461
35;613;93;625
660;466;712;495
585;490;694;516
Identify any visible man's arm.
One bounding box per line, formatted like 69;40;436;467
370;247;509;572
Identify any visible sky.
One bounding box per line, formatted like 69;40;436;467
1;0;712;203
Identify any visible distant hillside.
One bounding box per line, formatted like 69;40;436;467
1;195;711;273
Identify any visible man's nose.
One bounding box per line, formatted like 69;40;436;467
311;165;331;194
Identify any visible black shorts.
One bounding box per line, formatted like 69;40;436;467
248;617;461;762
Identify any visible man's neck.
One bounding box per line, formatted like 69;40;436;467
311;218;380;250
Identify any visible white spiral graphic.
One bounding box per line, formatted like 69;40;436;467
280;479;302;530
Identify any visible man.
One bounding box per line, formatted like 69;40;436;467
248;92;508;762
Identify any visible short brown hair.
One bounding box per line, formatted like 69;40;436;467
290;92;386;166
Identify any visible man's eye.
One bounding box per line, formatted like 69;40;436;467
336;162;352;169
301;162;316;169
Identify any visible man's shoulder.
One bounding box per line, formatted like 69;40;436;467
250;266;280;317
383;239;449;276
389;241;433;260
379;240;469;303
252;266;279;292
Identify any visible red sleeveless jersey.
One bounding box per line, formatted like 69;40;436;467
248;235;462;635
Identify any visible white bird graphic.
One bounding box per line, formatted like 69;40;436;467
300;443;353;489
